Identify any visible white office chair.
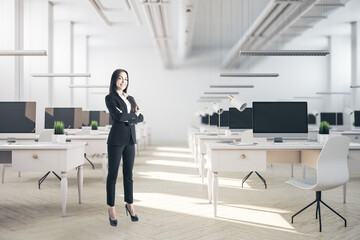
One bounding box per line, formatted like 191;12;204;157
37;129;61;189
241;130;268;188
287;136;350;232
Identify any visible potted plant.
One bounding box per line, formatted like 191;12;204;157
318;121;330;144
52;121;66;143
90;121;99;135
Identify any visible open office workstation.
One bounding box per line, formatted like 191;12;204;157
2;0;360;239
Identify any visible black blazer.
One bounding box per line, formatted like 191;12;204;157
105;93;144;145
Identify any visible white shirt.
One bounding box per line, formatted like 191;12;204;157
118;92;131;114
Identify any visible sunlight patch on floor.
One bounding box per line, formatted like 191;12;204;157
145;159;196;168
134;192;297;233
137;171;201;184
145;151;193;159
152;146;190;153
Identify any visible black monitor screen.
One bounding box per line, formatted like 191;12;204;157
45;107;82;129
229;107;252;129
219;111;229;127
320;112;343;125
308;114;316;124
210;114;218;126
355;111;360;127
0;102;36;133
253;102;308;137
201;115;209;124
89;111;108;126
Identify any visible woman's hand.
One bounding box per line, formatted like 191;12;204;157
135;109;141;117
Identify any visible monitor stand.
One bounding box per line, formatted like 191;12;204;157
274;137;283;143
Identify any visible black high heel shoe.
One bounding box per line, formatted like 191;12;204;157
125;204;139;222
108;208;118;226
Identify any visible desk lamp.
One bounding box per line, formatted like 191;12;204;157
228;94;247;111
212;102;224;139
343;107;353;128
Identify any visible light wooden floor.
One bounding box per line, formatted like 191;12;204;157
1;145;360;240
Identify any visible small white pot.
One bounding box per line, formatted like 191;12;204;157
90;129;99;135
52;134;67;144
317;134;329;144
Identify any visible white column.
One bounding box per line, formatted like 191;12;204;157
15;0;24;100
48;1;54;106
70;21;74;106
325;36;331;111
351;22;359;110
86;36;89;109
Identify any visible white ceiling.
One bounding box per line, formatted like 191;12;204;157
49;0;360;61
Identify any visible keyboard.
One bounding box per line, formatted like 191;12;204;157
228;142;258;146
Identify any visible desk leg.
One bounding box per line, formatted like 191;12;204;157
194;145;198;165
343;183;347;204
102;154;107;183
207;168;212;203
18;171;21;178
212;171;218;217
1;164;4;184
200;154;205;182
61;171;68;217
291;164;294;178
77;165;83;204
302;165;306;179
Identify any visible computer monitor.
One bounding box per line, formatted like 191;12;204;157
355;111;360;127
253;102;308;139
219;111;229;127
320;112;343;125
210;113;218;126
229;107;252;130
45;107;82;129
0;102;36;133
89;110;108;126
308;114;316;124
201;115;209;124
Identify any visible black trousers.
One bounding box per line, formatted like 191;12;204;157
106;143;135;206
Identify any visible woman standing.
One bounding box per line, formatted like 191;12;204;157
105;69;143;226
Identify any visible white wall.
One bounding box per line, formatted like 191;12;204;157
0;0;48;133
23;0;49;133
0;0;15;100
73;35;88;108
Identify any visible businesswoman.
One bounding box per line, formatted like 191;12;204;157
105;69;144;227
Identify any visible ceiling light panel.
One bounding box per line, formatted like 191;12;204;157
99;0;130;9
220;73;279;77
210;85;255;88
203;92;239;95
239;50;329;56
88;0;141;26
0;50;47;56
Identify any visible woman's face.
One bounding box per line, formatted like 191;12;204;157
116;71;128;91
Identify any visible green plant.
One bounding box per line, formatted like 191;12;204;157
54;121;64;135
319;121;330;134
91;121;98;130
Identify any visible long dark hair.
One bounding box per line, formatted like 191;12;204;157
109;69;138;112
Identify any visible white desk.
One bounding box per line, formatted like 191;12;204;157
67;135;108;183
191;131;241;165
205;141;360;217
0;142;86;216
197;135;242;182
